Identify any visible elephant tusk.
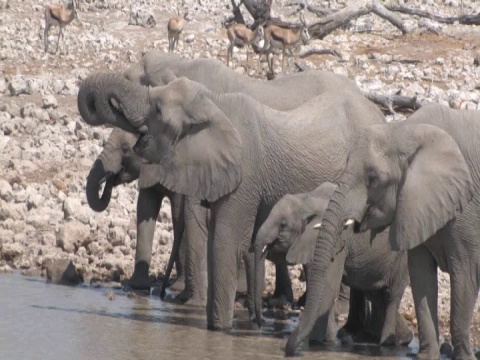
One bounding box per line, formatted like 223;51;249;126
138;125;148;134
312;222;322;229
262;245;268;256
343;219;355;228
99;176;107;185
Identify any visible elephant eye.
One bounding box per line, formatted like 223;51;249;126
279;220;287;230
367;172;379;189
121;144;130;154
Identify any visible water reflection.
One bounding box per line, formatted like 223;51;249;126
0;273;441;360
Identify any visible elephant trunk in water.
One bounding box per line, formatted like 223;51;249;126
86;159;116;212
285;182;352;357
77;73;149;134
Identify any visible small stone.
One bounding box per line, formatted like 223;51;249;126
185;34;195;44
45;258;84;286
42;94;58;109
105;290;116;301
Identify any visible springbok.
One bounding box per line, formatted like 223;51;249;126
261;13;310;74
167;9;189;53
44;0;77;53
226;23;264;69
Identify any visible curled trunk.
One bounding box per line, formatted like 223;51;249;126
285;186;349;356
77;73;150;133
86;160;116;212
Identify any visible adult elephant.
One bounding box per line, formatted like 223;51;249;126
255;182;412;346
286;103;478;359
77;71;385;330
104;50;369;307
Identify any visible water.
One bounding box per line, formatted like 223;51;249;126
0;273;431;360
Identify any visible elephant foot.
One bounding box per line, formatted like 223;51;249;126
353;330;380;344
127;274;151;291
439;342;453;358
175;288;191;302
207;320;233;332
267;294;292;310
396;328;413;346
414;349;440;360
169;275;185;292
184;295;207;307
379;333;396;347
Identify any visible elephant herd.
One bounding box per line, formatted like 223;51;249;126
77;50;480;360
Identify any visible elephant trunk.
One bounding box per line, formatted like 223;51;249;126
285;183;350;356
77;73;150;133
86;159;116;212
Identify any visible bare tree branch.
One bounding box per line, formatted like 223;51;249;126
308;0;407;40
386;4;480;25
364;91;425;115
298;47;342;59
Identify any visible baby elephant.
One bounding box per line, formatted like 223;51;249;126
254;182;412;346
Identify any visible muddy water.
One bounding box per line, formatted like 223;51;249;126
0;273;440;360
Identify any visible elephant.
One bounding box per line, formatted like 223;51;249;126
254;181;412;346
285;103;478;359
76;70;386;330
86;127;212;304
110;50;371;309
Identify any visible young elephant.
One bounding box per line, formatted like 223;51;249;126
86;128;209;304
255;182;412;346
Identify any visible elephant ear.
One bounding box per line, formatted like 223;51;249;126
286;183;337;264
389;123;473;251
309;182;338;216
149;69;178;87
140;78;243;202
286;215;322;265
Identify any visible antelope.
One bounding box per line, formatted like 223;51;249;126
167;9;188;53
44;0;77;54
261;13;310;73
226;23;264;69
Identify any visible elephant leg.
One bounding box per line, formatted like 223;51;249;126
395;311;413;346
408;245;440;360
167;195;187;292
270;259;294;308
335;282;350;320
338;287;368;338
182;200;209;307
129;187;162;290
380;290;402;346
206;200;258;330
242;251;255;319
450;266;478;360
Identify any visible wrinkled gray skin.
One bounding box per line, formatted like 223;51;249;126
255;182;412;346
86;128;210;303
77;70;385;330
121;50;355;310
286;104;479;359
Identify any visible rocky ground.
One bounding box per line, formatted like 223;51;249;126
2;0;480;346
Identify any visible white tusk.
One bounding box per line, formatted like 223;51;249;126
138;125;148;134
312;222;322;229
262;245;267;254
343;219;355;227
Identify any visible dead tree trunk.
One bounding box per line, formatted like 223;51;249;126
306;0;408;39
242;0;273;28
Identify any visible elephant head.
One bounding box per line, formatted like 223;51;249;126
78;73;243;202
86;128;142;212
254;182;337;326
285;122;473;356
